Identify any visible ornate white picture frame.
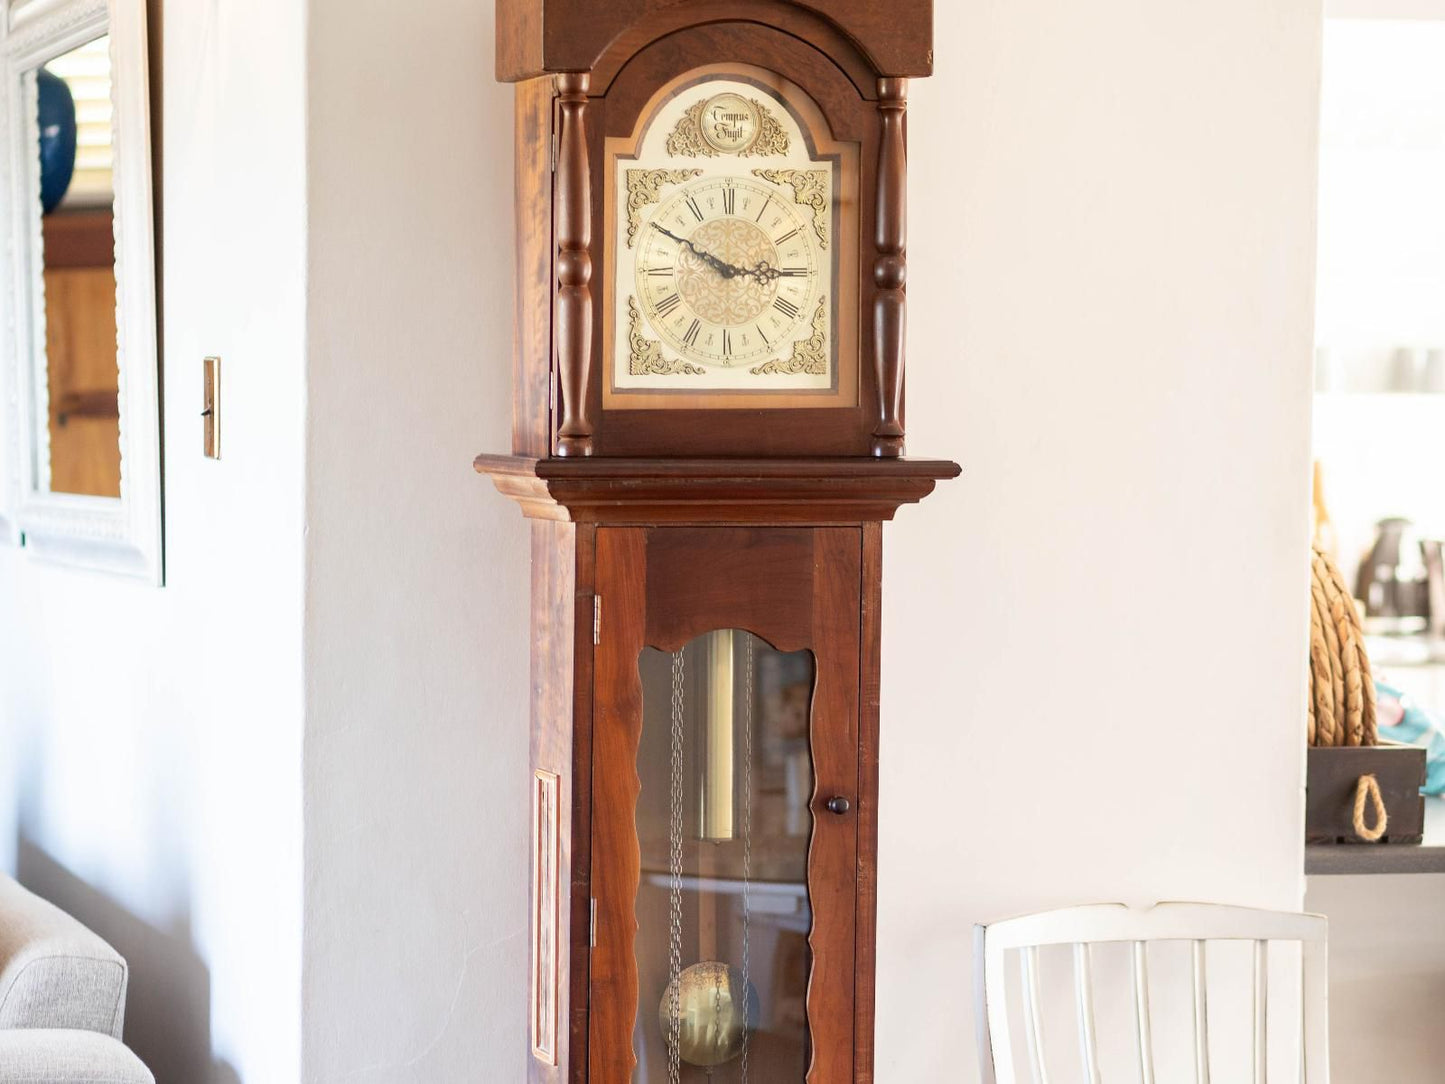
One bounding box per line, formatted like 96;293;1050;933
0;0;161;581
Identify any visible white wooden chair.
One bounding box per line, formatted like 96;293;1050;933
974;902;1329;1084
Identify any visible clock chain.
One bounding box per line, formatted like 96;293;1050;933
741;635;754;1083
667;650;685;1084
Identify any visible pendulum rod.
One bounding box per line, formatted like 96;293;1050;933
741;635;754;1082
668;649;685;1084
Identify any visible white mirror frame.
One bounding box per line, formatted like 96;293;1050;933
0;0;161;582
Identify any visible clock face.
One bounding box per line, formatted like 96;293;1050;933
633;175;823;369
605;69;856;407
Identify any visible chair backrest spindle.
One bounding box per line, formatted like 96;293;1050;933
1021;945;1049;1084
1072;942;1102;1084
1301;939;1329;1084
1192;939;1211;1084
1254;939;1269;1084
1132;940;1156;1084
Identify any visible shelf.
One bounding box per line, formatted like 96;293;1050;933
1306;796;1445;875
474;455;962;525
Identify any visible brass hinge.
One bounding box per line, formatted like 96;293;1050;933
590;897;598;948
592;596;601;646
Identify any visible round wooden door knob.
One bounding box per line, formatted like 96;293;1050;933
826;796;850;815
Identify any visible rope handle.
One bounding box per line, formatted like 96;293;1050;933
1352;774;1389;842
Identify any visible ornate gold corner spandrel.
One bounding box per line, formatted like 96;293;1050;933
750;296;828;376
751;168;830;249
628;297;705;376
624;168;702;249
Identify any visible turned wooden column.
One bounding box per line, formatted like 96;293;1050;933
871;77;908;458
554;72;593;457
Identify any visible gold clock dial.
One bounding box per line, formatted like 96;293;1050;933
608;70;849;401
634;176;822;369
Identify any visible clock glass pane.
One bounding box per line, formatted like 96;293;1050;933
634;630;815;1082
606;68;854;407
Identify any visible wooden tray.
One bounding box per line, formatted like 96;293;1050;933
1306;744;1426;845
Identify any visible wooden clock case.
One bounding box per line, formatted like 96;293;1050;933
478;3;957;1082
498;0;933;459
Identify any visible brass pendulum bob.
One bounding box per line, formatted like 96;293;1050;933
658;961;759;1068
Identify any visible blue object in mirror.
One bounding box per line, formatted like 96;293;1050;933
37;68;77;214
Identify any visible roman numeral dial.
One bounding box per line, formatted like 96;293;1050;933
629;175;825;370
610;76;842;394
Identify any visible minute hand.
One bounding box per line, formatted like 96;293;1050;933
650;222;742;280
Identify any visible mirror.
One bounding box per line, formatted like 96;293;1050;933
1;0;161;580
34;34;119;497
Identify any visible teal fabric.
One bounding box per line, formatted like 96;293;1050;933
1377;680;1445;796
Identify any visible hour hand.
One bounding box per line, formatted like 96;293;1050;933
649;222;738;279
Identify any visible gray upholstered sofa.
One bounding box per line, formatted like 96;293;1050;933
0;875;152;1083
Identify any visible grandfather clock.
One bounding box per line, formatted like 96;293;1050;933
476;3;958;1081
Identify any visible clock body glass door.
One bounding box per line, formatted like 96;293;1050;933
603;65;860;414
590;527;862;1083
634;631;815;1081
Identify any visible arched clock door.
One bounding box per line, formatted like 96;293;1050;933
589;527;862;1083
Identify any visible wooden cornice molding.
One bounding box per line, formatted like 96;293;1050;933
495;0;935;84
474;455;960;525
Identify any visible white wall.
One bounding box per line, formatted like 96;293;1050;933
300;0;531;1079
1;1;1324;1080
292;3;1323;1076
879;1;1319;1079
0;2;307;1082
